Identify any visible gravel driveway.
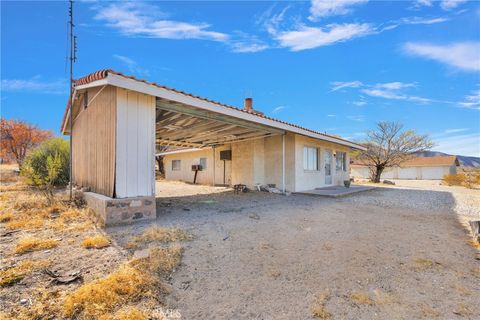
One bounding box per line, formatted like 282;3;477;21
117;181;480;319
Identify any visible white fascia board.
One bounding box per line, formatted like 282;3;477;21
74;78;109;91
156;148;203;156
106;73;365;151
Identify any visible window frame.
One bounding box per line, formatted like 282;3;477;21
336;152;347;172
303;146;319;171
199;157;207;170
172;160;181;171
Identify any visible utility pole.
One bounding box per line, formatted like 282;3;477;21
68;0;77;200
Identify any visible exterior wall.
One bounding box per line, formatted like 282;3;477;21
115;88;156;198
263;133;295;191
294;134;350;192
162;132;352;192
163;145;232;185
72;86;116;197
351;165;453;180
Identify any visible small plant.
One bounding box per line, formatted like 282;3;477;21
15;237;58;254
127;226;190;249
82;235;111;249
0;260;50;287
21;138;69;200
443;173;467;187
344;180;351;188
350;292;374;305
311;292;331;319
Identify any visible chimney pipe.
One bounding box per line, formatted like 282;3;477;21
244;98;253;112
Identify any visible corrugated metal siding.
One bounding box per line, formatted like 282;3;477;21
115;88;155;198
72;85;116;197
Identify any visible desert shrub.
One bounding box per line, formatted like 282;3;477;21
21;138;69;196
443;173;467;186
15;237;59;254
82;235;111;249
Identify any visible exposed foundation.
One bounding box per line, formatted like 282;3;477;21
83;192;156;226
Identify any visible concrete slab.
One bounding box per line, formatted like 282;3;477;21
296;185;375;198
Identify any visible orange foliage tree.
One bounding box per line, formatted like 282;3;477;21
0;118;53;166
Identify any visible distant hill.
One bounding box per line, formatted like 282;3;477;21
414;151;480;168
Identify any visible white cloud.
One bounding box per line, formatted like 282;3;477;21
229;33;269;53
347;115;365;122
272;106;287;113
440;0;468;10
330;81;363;91
458;87;480;110
374;82;416;90
95;2;229;42
444;128;469;134
361;88;432;103
0;76;67;94
401;16;449;25
276;23;373;51
327;114;336;117
415;0;433;7
403;42;480;72
309;0;369;21
353;101;367;106
113;54;150;76
433;133;480;157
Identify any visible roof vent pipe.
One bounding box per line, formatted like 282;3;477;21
244;98;253;112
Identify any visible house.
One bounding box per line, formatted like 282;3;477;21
61;69;365;225
350;156;459;180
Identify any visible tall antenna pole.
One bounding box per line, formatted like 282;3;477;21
68;0;76;200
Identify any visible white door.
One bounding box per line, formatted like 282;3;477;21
324;150;333;185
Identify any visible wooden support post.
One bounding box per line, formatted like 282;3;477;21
282;134;285;193
212;146;216;186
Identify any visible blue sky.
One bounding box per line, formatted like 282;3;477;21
1;0;479;156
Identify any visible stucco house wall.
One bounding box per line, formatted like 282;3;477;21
162;133;350;192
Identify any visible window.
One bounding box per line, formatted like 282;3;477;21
336;152;347;171
172;160;181;171
303;147;318;171
200;157;207;170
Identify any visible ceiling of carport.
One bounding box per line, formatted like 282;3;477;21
156;98;284;148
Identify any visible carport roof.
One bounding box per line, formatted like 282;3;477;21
61;69;365;150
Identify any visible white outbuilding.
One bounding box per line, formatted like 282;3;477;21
350;156;459;181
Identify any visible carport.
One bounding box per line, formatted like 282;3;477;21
62;69;288;225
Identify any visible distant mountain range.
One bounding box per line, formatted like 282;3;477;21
414;151;480;168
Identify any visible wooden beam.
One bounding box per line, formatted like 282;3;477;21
157;100;284;135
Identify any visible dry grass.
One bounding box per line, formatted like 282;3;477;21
453;303;473;317
472;267;480;278
63;245;183;319
268;269;281;279
350;291;374;305
450;284;472;296
0;259;50;287
411;257;442;271
127;226;191;249
82;235;111;249
14;237;58;254
373;289;399;305
443;173;467;186
63;265;150;319
419;303;441;318
98;307;148;320
468;239;480;250
311;292;331;320
0;211;13;222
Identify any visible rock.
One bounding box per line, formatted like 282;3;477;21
383;180;395;185
20;299;28;305
249;213;260;220
133;249;150;260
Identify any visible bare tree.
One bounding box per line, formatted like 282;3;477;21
359;121;434;183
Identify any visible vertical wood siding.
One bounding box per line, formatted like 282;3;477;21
115;88;155;198
72;86;116;197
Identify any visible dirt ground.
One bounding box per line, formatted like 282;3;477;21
109;180;480;320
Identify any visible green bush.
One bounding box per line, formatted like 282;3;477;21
21;138;70;189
